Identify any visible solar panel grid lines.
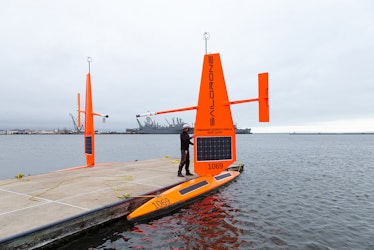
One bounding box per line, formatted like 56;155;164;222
196;136;232;161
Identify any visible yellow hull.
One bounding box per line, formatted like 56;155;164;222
127;169;241;222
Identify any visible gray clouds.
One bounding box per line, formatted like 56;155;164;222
1;0;373;132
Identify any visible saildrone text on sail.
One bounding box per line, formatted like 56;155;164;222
193;53;236;176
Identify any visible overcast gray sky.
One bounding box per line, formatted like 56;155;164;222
1;0;373;133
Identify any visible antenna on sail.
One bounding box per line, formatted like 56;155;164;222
203;32;210;54
87;56;92;73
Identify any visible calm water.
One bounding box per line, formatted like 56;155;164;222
1;134;373;249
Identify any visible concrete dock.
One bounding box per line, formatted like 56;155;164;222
0;157;192;249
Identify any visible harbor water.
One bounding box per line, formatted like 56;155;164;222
1;134;373;249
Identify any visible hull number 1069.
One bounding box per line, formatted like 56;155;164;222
152;198;171;209
208;162;224;170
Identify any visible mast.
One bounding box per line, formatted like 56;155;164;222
75;57;108;168
84;57;95;166
203;32;210;54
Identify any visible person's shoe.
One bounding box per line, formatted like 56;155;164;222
178;173;184;177
186;172;194;176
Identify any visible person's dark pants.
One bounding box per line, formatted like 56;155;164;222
178;150;190;174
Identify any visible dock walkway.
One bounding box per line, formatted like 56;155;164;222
0;157;190;249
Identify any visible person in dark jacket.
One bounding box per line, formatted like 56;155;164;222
178;124;194;177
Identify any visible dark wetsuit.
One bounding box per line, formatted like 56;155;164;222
178;130;193;175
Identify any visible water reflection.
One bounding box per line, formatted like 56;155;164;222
122;192;244;249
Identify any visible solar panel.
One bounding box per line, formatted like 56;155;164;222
196;136;232;161
179;180;209;195
85;136;92;154
215;172;232;181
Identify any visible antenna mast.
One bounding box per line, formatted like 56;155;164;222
203;32;210;54
87;57;92;73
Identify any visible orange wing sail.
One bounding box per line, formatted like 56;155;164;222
193;53;236;176
84;73;95;166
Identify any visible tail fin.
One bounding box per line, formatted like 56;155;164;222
258;72;269;122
